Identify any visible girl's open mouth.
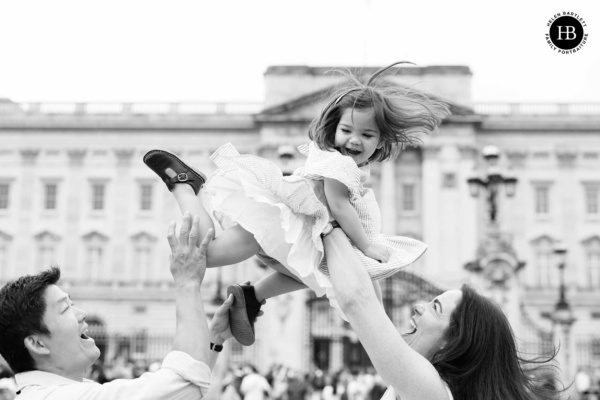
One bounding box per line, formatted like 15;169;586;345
345;148;361;156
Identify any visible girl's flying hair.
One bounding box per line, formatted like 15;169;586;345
308;62;451;162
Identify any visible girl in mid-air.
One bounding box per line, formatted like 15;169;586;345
144;62;450;346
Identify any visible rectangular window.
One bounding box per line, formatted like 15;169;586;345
536;251;555;287
402;184;415;211
39;245;55;268
535;186;550;214
44;183;57;210
134;247;151;281
585;185;599;215
92;184;105;210
140;184;153;211
588;251;600;288
87;247;103;281
0;184;9;209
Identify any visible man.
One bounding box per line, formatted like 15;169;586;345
0;212;235;399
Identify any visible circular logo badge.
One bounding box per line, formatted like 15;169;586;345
545;12;588;54
550;16;584;49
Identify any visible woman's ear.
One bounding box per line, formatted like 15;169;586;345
24;335;50;356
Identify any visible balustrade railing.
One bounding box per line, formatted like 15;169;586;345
0;102;263;115
1;101;600;116
474;103;600;115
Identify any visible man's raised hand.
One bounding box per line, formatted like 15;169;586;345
168;211;214;287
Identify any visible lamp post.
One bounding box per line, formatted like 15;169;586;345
465;145;523;332
552;242;574;319
467;145;518;222
551;242;576;388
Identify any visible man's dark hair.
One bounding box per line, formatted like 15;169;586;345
0;267;61;373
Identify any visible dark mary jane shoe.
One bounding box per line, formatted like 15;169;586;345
143;150;206;195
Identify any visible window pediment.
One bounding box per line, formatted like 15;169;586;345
34;231;61;242
130;232;158;243
82;231;109;243
0;230;13;242
530;235;555;246
582;236;600;248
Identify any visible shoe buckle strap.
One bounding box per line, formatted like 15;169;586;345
177;173;189;182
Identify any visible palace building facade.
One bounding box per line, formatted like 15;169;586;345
1;65;599;394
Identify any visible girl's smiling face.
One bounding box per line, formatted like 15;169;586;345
334;108;382;167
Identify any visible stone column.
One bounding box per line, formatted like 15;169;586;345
113;149;135;280
65;149;87;279
421;145;441;275
555;148;578;291
379;160;396;233
458;145;480;267
329;338;344;373
16;149;40;275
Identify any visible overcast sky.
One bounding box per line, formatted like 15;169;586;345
1;0;598;104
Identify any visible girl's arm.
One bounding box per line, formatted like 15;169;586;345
323;178;370;250
323;178;388;262
322;228;449;400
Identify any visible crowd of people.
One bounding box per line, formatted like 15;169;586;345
217;364;388;400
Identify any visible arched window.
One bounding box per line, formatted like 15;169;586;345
82;231;110;282
530;235;558;288
34;231;61;274
130;232;158;282
582;236;600;289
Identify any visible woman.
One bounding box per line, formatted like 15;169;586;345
321;224;561;400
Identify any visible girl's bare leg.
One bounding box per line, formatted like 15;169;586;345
168;169;260;267
253;271;307;302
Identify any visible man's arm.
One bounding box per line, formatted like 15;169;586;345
167;212;213;364
16;213;216;400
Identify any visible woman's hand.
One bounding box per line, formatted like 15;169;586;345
363;243;390;263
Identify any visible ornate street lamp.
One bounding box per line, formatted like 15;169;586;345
552;242;575;325
551;241;576;387
467;145;518;222
464;145;524;326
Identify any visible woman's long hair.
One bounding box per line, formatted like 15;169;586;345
432;284;562;400
308;62;450;163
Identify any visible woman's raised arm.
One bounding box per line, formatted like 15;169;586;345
322;228;449;400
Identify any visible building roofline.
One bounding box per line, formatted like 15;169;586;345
265;65;473;76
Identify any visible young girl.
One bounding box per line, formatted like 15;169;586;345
143;62;450;346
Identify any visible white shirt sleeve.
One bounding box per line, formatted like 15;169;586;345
17;351;211;400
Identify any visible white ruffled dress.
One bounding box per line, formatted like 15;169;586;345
205;142;427;306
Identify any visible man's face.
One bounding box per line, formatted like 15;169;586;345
38;285;100;377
